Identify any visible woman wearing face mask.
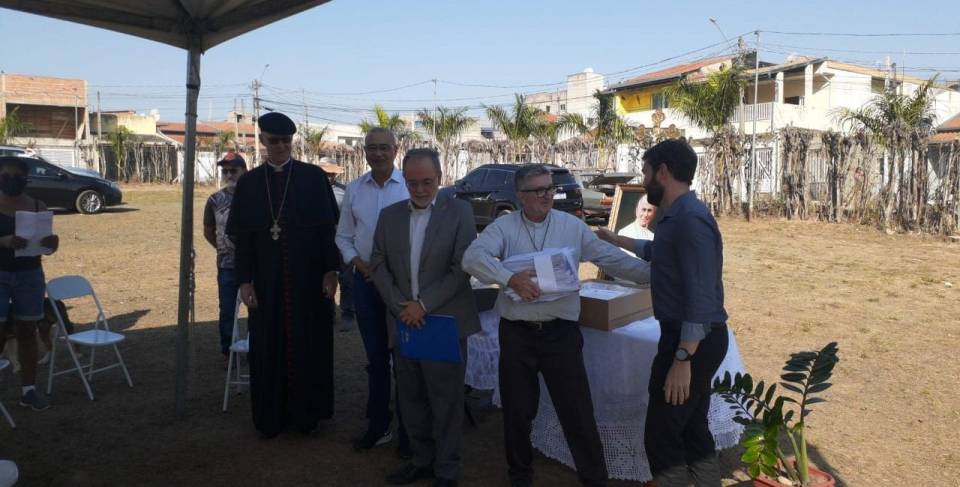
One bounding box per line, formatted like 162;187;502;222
0;156;59;411
202;152;247;363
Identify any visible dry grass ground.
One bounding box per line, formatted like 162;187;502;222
1;185;957;486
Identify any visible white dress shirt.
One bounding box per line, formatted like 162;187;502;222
336;169;409;264
408;198;435;300
462;209;650;322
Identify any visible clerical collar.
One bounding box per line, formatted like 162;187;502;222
267;159;291;171
521;210;551;227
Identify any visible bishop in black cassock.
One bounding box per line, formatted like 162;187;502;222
226;112;341;438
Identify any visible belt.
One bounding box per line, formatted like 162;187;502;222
508;318;564;331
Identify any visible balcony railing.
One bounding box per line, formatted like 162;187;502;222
732;102;773;123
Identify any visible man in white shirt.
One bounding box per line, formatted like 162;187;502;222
462;164;650;487
335;128;410;454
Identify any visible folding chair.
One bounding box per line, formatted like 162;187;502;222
46;276;133;401
0;359;14;428
222;290;249;412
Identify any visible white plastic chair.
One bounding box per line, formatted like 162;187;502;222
45;276;133;401
222;290;249;412
0;359;14;428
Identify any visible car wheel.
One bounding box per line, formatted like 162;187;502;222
76;190;104;214
496;207;513;219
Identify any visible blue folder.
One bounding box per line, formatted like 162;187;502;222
396;314;462;363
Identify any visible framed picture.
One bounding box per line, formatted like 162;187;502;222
606;184;649;234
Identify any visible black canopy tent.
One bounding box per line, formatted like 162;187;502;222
0;0;334;416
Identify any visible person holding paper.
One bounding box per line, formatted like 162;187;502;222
0;156;59;411
597;139;729;487
462;164;650;487
369;149;479;487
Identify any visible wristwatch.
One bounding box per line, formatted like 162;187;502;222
674;347;693;362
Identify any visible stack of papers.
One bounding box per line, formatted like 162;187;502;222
14;211;54;258
502;247;580;303
579;281;641;301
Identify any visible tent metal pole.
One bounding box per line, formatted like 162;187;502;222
175;36;202;418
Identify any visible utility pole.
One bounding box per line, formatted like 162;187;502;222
96;91;103;175
233;97;240;151
239;98;246;152
73;93;79;166
747;30;761;222
432;78;438;148
252;79;261;163
301;88;307;161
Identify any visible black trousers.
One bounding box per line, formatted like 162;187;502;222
644;322;729;487
499;319;607;487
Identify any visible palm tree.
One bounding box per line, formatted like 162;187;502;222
359;104;406;134
213;130;236;161
417;106;476;181
109;126;133;182
834;78;938;230
665;65;746;214
301;125;329;163
0;107;31;145
359;104;419;160
485;94;545;162
559;91;635;170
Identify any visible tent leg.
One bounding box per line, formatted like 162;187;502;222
175;38;202;418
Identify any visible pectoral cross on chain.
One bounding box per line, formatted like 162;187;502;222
270;222;281;241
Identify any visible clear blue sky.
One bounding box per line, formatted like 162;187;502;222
1;0;958;125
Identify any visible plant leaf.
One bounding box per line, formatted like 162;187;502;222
781;373;807;383
780;382;804;394
807;382;832;393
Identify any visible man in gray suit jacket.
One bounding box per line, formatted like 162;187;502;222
370;148;480;487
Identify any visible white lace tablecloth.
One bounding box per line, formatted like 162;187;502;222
464;313;746;482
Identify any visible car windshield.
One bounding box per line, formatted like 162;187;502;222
551;171;577;186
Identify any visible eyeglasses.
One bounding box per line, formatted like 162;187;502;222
221;168;241;175
405;179;438;190
266;136;292;145
518;185;557;198
364;144;395;153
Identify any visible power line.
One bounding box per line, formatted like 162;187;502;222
762;42;960;56
761;30;960;37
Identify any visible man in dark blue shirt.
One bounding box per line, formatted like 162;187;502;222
598;139;729;487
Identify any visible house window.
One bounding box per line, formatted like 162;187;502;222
414;120;425;129
784;96;803;106
560;104;566;112
652;92;669;110
545;106;551;113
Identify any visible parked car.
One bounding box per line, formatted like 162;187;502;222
571;171;639;223
0;154;122;214
443;163;583;226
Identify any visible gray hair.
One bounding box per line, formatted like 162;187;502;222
364;127;397;146
513;164;552;190
402;148;442;177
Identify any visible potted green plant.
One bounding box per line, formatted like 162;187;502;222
713;342;839;487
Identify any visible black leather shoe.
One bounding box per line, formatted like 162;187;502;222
386;463;434;485
396;442;414;460
433;478;458;487
353;429;392;451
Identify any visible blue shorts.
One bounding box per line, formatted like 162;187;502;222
0;269;46;322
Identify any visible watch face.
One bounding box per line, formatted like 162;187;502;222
675;348;690;361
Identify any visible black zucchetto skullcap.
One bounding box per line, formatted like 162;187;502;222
257;112;296;135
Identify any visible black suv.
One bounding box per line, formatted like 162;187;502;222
0;155;123;214
445;164;583;226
